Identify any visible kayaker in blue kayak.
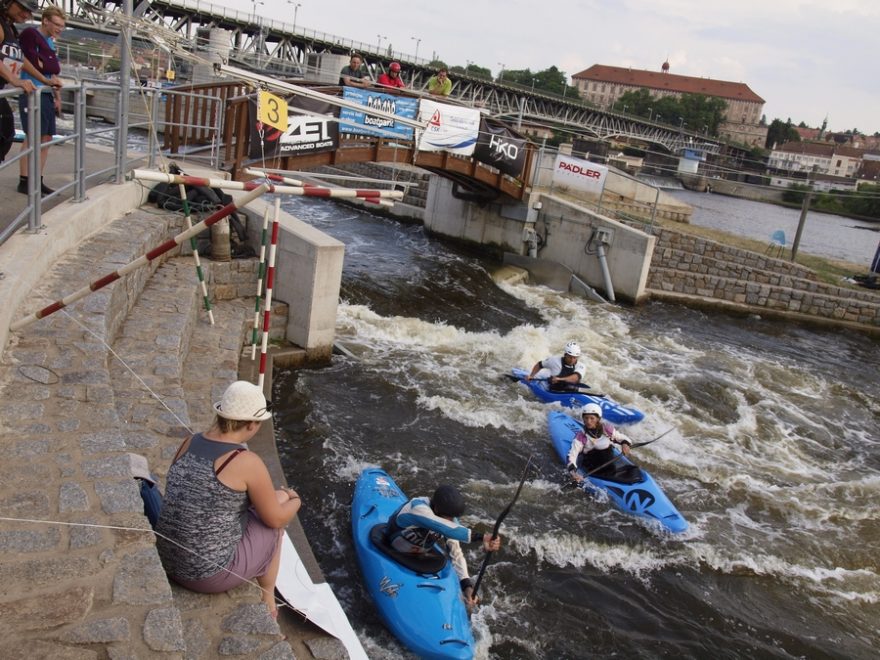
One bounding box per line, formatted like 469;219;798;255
385;485;502;610
526;341;587;392
567;403;634;480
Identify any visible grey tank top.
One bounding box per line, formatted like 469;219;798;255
155;434;249;581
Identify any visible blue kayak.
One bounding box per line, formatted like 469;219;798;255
548;411;688;534
352;468;475;659
511;367;645;425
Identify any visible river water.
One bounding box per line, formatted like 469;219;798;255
271;196;879;659
669;190;880;268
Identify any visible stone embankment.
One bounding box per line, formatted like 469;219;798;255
0;207;344;658
643;224;880;331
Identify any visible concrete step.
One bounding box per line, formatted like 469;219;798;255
108;255;299;658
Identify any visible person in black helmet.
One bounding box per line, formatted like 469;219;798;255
384;484;501;610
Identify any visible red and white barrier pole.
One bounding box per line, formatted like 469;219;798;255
179;183;215;325
10;185;270;331
257;197;281;388
130;169;403;202
250;207;270;360
244;167;396;208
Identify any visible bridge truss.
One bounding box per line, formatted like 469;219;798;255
60;0;721;156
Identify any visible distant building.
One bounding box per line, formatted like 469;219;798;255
571;62;768;148
767;141;862;178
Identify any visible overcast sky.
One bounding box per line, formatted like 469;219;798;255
227;0;879;135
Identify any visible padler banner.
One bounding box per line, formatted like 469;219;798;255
338;86;418;139
248;96;338;159
551;154;608;195
417;100;480;156
473;118;527;177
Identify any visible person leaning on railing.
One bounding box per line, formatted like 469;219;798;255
0;0;38;163
16;3;65;195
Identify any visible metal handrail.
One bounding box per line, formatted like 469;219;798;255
1;81;224;247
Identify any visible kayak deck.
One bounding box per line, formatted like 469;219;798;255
352;468;475;659
547;411;688;533
510;367;644;425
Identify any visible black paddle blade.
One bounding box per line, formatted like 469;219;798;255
472;455;533;600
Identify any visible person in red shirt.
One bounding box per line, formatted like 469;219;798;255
377;61;405;89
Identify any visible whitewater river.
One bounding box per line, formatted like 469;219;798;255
271;196;879;659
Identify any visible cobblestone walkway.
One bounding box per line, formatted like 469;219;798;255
0;210;304;658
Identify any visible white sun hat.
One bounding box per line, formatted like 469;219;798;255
213;381;273;421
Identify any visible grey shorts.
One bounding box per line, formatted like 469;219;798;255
173;509;281;593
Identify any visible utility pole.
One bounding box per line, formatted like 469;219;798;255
790;165;817;261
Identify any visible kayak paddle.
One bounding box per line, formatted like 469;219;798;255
471;455;532;600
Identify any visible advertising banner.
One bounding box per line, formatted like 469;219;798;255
551;154;608;195
417;100;480;156
473;118;527;177
248;96;338;159
338;86;418;139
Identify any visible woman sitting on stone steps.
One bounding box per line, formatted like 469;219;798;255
155;381;301;618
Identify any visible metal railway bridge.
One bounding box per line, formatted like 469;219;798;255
55;0;726;158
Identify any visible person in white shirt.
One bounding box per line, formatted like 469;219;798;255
526;341;587;392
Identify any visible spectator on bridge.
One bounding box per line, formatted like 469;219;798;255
0;0;38;163
377;61;405;89
427;67;452;96
17;4;66;196
340;53;370;87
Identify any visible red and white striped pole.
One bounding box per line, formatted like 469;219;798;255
130;169;403;202
257;197;281;388
10;185;269;331
179;183;215;325
250;207;270;359
244;167;395;208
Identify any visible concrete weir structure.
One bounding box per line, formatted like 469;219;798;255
424;176;656;302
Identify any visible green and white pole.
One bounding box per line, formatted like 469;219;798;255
179;183;215;325
251;207;271;359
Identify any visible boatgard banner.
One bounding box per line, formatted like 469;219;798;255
552;154;608;195
417;100;480;156
473;118;527;177
338;86;418;139
248;96;338;159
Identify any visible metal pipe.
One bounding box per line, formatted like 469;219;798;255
27;90;41;232
74;83;86;201
595;239;616;302
115;0;133;183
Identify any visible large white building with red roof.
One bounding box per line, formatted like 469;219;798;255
572;63;768;148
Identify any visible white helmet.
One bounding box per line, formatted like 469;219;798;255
581;403;602;418
563;341;581;357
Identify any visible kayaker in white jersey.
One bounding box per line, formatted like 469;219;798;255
526;340;587;392
568;403;633;479
385;485;501;610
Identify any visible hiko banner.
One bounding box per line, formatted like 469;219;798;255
473;118;527;177
248;96;339;159
551;154;608;195
338;86;418;139
417;100;480;156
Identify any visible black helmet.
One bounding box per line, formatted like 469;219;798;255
13;0;39;12
431;485;466;518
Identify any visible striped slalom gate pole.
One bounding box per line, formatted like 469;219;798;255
179;183;215;325
250;207;271;360
10;185;270;331
130;170;403;202
257;197;281;388
244;167;304;186
244;167;395;209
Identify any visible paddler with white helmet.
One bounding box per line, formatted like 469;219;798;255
567;403;633;481
526;340;586;392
